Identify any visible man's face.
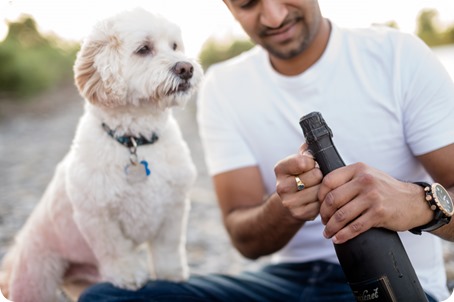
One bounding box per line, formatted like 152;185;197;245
224;0;322;60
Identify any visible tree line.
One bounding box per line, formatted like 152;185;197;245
0;9;453;99
0;16;78;98
416;9;454;47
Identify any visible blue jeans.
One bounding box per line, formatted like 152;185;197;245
78;261;436;302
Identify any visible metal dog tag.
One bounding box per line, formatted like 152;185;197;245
125;160;150;183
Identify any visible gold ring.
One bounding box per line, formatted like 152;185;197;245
295;176;305;191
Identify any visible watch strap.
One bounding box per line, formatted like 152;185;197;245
410;212;450;235
410;182;451;235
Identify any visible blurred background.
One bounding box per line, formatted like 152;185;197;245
0;0;453;97
1;0;454;296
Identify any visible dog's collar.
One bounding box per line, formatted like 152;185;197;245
102;123;159;148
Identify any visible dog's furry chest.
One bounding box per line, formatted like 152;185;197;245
65;113;196;242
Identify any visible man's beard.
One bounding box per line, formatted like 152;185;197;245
258;14;318;60
263;35;311;60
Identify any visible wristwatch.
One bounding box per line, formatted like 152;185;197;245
410;182;454;235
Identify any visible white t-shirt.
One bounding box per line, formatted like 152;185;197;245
197;23;454;301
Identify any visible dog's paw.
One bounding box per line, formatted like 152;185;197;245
101;257;149;290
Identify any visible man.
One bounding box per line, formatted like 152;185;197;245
80;0;454;301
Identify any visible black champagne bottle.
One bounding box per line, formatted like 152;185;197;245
299;112;428;302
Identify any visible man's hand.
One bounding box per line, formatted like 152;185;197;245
275;144;323;222
317;162;433;244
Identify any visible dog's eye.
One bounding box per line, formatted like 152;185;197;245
136;45;152;55
172;43;178;51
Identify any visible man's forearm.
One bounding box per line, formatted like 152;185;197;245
224;192;304;259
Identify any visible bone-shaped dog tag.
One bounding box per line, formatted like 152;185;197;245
125;160;150;184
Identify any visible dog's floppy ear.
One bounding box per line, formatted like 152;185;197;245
74;33;128;107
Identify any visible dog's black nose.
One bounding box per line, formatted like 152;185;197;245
173;61;194;80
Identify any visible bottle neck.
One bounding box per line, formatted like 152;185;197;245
307;134;345;176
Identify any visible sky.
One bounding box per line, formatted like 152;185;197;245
0;0;454;58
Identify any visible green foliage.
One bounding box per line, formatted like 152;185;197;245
0;15;79;99
416;9;454;47
384;21;399;30
199;37;254;71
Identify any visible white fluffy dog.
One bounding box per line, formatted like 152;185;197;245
0;8;202;302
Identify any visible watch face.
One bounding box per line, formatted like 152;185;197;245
433;184;454;216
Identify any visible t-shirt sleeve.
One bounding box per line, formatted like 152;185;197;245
400;34;454;155
196;67;257;176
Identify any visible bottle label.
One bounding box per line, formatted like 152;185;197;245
349;276;397;302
